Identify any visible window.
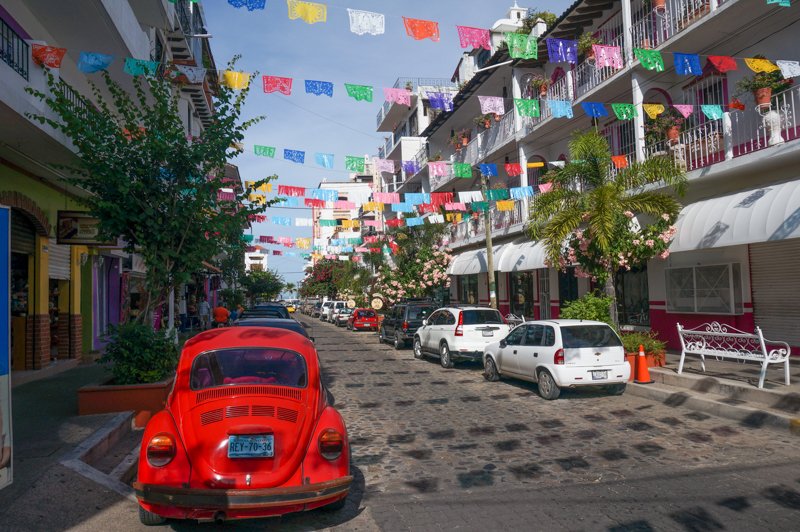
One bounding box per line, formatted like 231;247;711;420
459;275;479;304
427;311;442;325
524;325;543;346
461;309;504;325
408;305;435;320
615;265;650;326
666;263;743;314
558;267;578;308
504;326;526;345
560;325;622;348
191;348;308;390
442;311;456;325
510;271;535;318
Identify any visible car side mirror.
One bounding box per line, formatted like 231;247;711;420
499;340;507;348
310;336;315;342
421;319;427;326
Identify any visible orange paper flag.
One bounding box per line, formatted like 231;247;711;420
402;17;440;42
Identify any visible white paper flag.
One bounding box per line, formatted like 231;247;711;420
347;8;385;36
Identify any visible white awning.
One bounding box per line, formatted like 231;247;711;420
447;244;511;275
670;180;800;253
497;239;549;272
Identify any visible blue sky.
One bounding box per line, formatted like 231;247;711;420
203;0;573;286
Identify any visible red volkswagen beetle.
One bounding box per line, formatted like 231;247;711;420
134;327;351;525
347;308;379;331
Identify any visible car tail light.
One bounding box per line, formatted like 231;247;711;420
455;311;464;336
402;321;409;331
554;348;565;365
319;429;344;460
146;433;176;467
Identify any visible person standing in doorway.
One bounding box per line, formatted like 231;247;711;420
178;296;188;332
198;297;210;330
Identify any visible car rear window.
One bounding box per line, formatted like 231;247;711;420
356;310;376;318
233;321;308;338
461;309;504;325
560;325;622;348
190;348;307;390
240;308;290;320
407;306;435;320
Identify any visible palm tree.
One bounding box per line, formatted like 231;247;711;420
284;282;296;298
527;131;687;327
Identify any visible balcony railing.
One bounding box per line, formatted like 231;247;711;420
575;17;626;99
631;0;713;50
1;16;29;80
454;110;516;166
176;0;194;36
376;77;457;128
56;81;93;121
730;87;800;157
449;200;528;248
645;118;725;172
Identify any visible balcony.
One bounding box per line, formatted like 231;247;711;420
0;16;29;81
631;0;716;50
448;200;528;249
454;110;516;167
376;77;456;132
644;85;800;173
574;12;626;100
167;0;196;63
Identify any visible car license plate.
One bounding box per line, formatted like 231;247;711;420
482;329;494;337
228;434;274;458
591;370;608;380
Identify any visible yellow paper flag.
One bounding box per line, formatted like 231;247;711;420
221;70;251;90
643;103;665;119
287;0;327;24
363;201;383;212
744;58;779;73
496;200;515;212
245;180;255;189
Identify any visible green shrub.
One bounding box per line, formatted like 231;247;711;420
100;322;178;385
559;293;613;326
620;330;666;355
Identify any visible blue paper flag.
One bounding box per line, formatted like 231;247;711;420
674;53;702;76
315;152;334;168
402;160;420;175
546;38;578;64
479;164;498;177
284;149;305;164
581;102;608;118
78;51;114;73
405;217;424;227
548;100;574;118
510;186;534;199
227;0;266;10
700;104;723;120
391;202;414;213
123;57;158;77
305;80;334;97
427;91;454;111
405;193;431;205
310;189;338;202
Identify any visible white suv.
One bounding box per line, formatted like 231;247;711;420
413;307;510;368
322;301;346;322
483;319;630;400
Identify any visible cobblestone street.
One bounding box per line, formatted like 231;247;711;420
274;318;800;531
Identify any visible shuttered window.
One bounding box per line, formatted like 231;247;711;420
48;243;71;280
750;240;800;346
10;210;35;254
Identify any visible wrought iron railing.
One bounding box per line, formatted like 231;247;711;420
376;77;457;128
645;118;725;172
448;201;527;248
575;17;626;99
175;0;193;37
0;16;29;80
454;110;515;166
631;0;714;50
56;81;93;121
730;85;800;158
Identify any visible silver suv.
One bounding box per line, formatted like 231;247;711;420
413;306;510;368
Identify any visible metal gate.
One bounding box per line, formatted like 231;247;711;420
750;240;800;347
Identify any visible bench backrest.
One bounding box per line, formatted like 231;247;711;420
676;321;764;356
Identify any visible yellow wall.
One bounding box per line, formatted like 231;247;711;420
69;245;85;314
34;235;49;315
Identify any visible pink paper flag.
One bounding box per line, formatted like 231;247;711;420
538;183;553;193
262;75;293;95
428;161;448;177
334;201;356;209
384;87;412;106
456;25;491;50
444;202;467;211
376;158;396;173
673;104;693;118
592;44;623;70
478;95;505;115
364;220;381;227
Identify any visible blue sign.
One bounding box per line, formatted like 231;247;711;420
0;206;11;489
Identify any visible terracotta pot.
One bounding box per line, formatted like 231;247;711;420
653;0;666;12
586;48;596;62
78;376;175;427
666;125;681;143
483;119;491;129
641;38;651;50
494;113;502;122
625;354;638;382
754;87;772;106
539;87;548;98
461;136;469;146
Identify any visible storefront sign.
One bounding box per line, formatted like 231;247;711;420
0;206;13;489
56;211;115;246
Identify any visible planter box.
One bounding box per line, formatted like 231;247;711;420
625;352;666;381
78;376;174;428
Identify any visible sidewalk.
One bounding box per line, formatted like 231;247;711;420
0;362;141;531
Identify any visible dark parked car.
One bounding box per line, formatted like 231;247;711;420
378;300;437;349
240;304;291;320
234;318;313;341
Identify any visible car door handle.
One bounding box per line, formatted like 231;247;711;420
513;350;517;354
534;353;538;357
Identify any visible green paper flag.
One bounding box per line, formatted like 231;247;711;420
515;98;540;117
611;103;638;120
345;155;365;172
486;189;509;200
506;32;538;60
453;163;472;178
471;201;489;212
345;83;374;102
634;48;664;72
254;145;275;157
319;219;338;227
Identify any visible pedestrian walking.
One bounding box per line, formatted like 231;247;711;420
213;302;230;328
198;297;210;330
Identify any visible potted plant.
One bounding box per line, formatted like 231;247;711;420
644;0;667;13
577;32;602;61
621;330;667;379
474;113;494;129
457;129;471;146
527;74;549;98
736;59;793;106
644;106;685;146
78;322;178;427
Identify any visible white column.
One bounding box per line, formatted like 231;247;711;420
722;112;734;160
621;0;634;67
632;72;645;162
511;67;523;133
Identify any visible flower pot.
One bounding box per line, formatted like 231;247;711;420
539;87;548;98
586;48;596;63
653;0;666;12
666;125;681;144
494;113;502;122
483;119;491;129
625;353;638;382
641;38;651;50
78;376;175;427
754;87;772;106
461;137;469;146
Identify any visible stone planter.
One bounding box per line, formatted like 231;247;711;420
78;376;175;428
754;87;772;106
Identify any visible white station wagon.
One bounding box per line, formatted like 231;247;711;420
482;319;630;400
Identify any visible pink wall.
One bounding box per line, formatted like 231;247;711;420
649;301;756;352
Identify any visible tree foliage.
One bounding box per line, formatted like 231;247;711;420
241;269;285;302
26;59;273;321
527;131;687;327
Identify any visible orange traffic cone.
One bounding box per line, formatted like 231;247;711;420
634;344;654;384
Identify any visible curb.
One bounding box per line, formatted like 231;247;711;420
626;382;800;436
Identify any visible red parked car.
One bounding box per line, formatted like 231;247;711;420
134;327;351;525
347;308;379;331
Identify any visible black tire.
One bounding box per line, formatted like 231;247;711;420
323;494;347;512
379;326;387;343
413;337;424;359
537;369;561;400
138;506;166;526
393;332;404;350
607;383;627;396
484;356;500;381
439;342;454;369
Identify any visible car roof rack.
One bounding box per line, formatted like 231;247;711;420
449;303;494;308
397;298;434;303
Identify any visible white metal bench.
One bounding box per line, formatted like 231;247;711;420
676;322;791;389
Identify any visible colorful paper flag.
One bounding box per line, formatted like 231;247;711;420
581;102;608;118
263;75;293;95
305;80;334;97
707;55;738;73
345;83;374;102
611;103;638;120
221;70;251;89
486;189;509;200
744;57;780;73
315;153;334;168
428;162;449;177
287;0;327;24
345;155;365;172
549;100;573;118
592;45;623;70
384;88;412;106
453;163;472;178
673;104;693;118
700;104;723;120
496;200;515;212
479;164;498;177
254;145;276;157
478;96;505;115
538;183;553;193
515;98;540;117
31;45;67;68
77;51;113;73
546;38;578;64
347;8;385;35
402;16;440;42
506;32;537;60
456;25;491;50
634;48;664;71
227;0;266;10
283;149;305;164
124;57;158;77
642;103;665;119
427;92;454;111
776;60;800;78
674;53;702;76
611;155;628;169
505;163;522;177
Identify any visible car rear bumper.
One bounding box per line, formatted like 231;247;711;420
134;476;353;513
451;350;483;361
550;363;630;387
353;322;377;329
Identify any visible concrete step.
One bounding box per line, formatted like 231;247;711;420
626;381;800;436
649;366;800;414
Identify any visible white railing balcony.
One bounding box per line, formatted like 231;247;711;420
575;32;626;100
429;163;456;191
376;77;457;128
448;201;528;248
645;118;725;173
454;110;516;166
631;0;715;50
730;86;800;158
